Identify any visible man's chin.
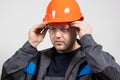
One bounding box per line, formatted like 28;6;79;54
55;46;66;53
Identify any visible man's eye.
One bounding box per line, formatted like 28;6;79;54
50;27;56;31
61;28;69;32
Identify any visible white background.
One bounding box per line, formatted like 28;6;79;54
0;0;120;76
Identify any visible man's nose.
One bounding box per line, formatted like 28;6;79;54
55;30;62;38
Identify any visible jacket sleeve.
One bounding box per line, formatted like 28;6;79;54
1;41;38;80
80;34;120;80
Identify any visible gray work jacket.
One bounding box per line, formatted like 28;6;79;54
1;34;120;80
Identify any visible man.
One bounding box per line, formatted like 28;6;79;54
1;0;120;80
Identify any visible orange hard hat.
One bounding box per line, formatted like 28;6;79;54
43;0;84;23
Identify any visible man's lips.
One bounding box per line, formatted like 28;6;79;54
54;41;64;44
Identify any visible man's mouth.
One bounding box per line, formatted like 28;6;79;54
55;41;64;45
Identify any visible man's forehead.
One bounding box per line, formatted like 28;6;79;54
49;22;71;26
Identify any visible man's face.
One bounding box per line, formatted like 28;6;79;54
48;23;77;53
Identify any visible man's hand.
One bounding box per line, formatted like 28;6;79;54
70;21;92;38
28;22;48;48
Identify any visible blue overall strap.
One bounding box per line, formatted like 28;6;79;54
76;64;94;78
24;61;37;75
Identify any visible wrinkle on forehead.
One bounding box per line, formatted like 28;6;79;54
49;22;72;27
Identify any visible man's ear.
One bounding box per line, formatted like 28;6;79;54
76;27;80;34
